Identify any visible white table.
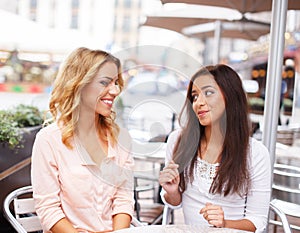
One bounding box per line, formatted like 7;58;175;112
114;225;252;233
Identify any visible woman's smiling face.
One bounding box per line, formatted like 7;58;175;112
81;62;120;117
191;74;226;127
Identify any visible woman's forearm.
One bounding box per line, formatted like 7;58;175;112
224;219;256;232
112;213;131;230
50;218;78;233
164;189;182;206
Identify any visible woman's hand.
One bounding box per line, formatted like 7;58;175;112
200;203;225;228
159;160;180;194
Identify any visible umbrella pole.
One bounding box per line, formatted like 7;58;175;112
262;0;287;231
213;20;221;64
262;0;287;165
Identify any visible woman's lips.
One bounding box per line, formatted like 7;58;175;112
198;110;209;117
101;99;113;107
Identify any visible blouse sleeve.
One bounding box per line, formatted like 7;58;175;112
111;128;135;218
31;129;65;231
244;138;272;233
160;129;182;209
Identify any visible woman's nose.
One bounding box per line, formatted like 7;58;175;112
108;84;120;95
196;93;206;106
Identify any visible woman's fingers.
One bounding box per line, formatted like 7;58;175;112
159;170;178;184
160;163;179;180
200;203;225;228
159;161;179;184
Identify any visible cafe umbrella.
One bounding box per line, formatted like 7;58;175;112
142;13;270;63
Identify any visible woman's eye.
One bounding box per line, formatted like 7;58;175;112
100;81;110;87
192;95;198;102
205;90;214;96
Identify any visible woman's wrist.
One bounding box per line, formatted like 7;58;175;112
164;189;182;206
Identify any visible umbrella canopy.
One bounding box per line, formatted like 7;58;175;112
143;16;215;34
0;9;99;54
161;0;300;14
143;16;269;41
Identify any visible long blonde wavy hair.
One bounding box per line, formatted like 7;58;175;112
49;47;124;149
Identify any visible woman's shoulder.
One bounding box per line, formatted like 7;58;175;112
37;122;61;138
250;137;269;152
249;137;270;163
117;127;132;151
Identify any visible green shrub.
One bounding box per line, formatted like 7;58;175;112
10;104;44;127
0;104;43;149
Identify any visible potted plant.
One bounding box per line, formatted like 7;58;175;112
0;104;44;232
0;110;23;150
0;104;44;151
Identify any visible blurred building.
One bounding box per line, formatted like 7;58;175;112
113;0;143;49
0;0;146;51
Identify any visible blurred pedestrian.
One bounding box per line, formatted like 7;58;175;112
159;64;271;233
31;47;134;233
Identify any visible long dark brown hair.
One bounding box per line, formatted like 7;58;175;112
173;64;251;196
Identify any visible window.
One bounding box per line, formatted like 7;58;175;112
71;15;78;29
122;16;131;32
124;0;131;8
30;0;37;8
72;0;79;8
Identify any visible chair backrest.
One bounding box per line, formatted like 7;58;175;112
270;163;300;231
4;186;143;232
269;200;292;233
272;163;300;205
3;186;42;233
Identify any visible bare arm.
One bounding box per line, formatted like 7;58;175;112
224;219;256;232
200;203;256;232
112;213;131;231
50;218;78;233
163;185;182;206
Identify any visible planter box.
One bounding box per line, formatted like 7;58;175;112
0;125;41;232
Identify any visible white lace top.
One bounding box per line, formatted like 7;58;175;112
161;129;271;233
195;158;219;184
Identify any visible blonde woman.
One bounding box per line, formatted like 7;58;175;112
31;47;134;233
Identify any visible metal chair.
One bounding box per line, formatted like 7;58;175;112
133;172;165;225
132;142;167;225
271;163;300;231
3;186;42;233
3;185;143;232
269;200;292;233
161;205;174;225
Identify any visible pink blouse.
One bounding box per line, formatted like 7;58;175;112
31;123;134;232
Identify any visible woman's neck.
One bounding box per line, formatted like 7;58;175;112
76;114;108;165
201;126;224;164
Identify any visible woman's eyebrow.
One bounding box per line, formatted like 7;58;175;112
201;85;214;90
99;76;113;81
192;85;214;92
